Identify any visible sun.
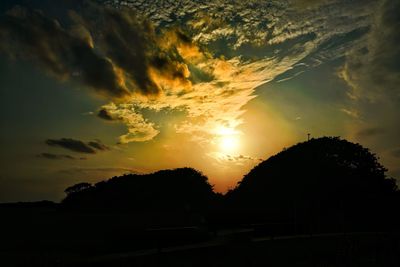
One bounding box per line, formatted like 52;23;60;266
215;126;240;153
219;135;239;152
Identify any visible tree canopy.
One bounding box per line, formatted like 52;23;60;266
62;167;217;213
226;137;398;225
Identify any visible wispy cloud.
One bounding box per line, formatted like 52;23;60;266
45;138;109;154
98;103;159;143
58;167;140;175
37;153;86;160
340;108;359;119
207;152;262;166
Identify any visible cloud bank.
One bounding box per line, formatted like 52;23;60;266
99;0;376;146
0;0;382;151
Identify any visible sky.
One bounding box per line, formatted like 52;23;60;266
0;0;399;202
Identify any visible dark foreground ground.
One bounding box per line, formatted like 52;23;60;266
1;203;399;267
2;232;399;267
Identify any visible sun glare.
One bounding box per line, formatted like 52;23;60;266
219;135;239;152
216;126;240;153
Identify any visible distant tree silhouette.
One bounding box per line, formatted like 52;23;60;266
226;137;399;232
62;168;217;216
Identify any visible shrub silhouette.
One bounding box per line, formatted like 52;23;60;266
226;137;399;230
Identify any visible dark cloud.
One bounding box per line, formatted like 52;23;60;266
97;108;115;121
78;6;160;95
78;6;193;95
343;0;400;101
45;138;109;154
37;153;84;160
341;0;400;172
88;140;110;151
46;138;96;154
0;4;193;99
0;6;130;98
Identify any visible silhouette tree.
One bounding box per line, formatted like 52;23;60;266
60;138;399;232
62;168;217;215
226;137;399;232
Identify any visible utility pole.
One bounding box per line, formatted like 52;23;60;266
307;133;310;141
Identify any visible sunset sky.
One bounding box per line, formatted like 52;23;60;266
1;0;399;202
